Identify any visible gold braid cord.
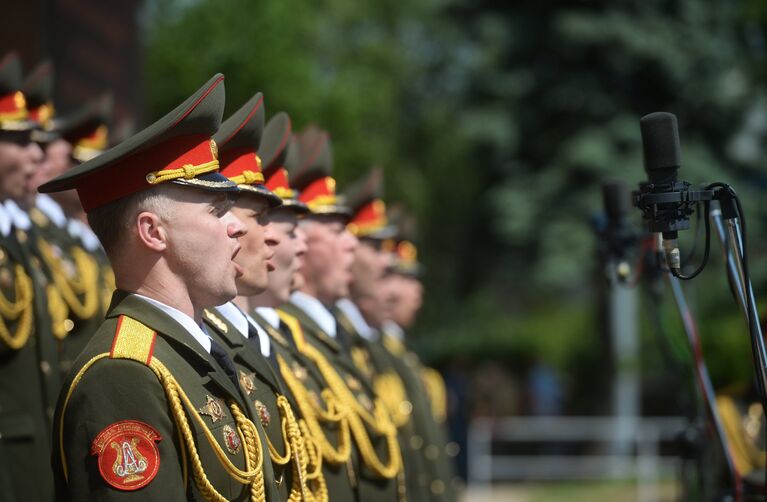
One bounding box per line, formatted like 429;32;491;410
0;264;34;349
58;353;268;502
374;372;411;429
277;354;352;465
149;358;266;501
38;239;100;321
47;285;70;340
422;368;448;424
266;394;327;502
298;343;402;479
717;396;766;474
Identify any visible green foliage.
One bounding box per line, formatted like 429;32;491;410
144;0;767;407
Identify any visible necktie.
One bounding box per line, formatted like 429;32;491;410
209;337;239;388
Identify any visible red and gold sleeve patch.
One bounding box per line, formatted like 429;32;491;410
90;420;162;491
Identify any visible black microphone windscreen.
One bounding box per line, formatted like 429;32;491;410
640;112;681;178
602;180;630;223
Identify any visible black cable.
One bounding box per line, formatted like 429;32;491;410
670;200;712;281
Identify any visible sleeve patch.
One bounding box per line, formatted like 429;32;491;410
90;420;162;491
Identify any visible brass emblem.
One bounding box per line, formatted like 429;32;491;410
222;424;241;455
239;371;256;395
254;400;271;427
198;395;225;423
345;375;361;392
0;267;11;289
358;394;374;412
209;139;218;160
291;361;307;381
204;310;228;333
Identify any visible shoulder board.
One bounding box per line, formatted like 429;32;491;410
109;314;157;365
203;308;228;333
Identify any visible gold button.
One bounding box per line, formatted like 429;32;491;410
399;401;413;415
431;480;445;494
40;361;51;375
64;319;75;332
410;435;423;450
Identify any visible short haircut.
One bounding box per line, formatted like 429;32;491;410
87;185;173;258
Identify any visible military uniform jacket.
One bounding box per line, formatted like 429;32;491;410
379;328;458;502
0;226;57;502
280;302;400;502
334;307;435;502
53;291;281;501
252;309;359;502
29;203;107;377
203;307;304;501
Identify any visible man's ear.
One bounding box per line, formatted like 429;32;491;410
135;211;168;252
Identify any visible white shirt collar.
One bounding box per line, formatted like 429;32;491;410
290;291;336;338
215;302;271;357
35;194;67;228
382;320;405;341
67;219;103;252
4;200;30;231
256;307;280;329
336;298;376;341
0;203;11;237
133;293;211;353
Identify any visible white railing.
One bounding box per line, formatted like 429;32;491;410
467;416;688;501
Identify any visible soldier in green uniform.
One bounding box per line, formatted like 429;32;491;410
251;112;362;502
279;126;402;501
24;64;113;376
380;231;462;500
41;74;281;501
334;169;444;501
0;51;58;502
201;93;325;501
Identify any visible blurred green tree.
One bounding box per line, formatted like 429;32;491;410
145;0;767;410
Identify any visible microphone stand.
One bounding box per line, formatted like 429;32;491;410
663;246;741;501
709;197;767;401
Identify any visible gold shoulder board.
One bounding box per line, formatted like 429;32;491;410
109;315;157;365
203;309;228;333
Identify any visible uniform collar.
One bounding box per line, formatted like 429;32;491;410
382;320;405;341
35;193;68;228
215;301;270;357
290;290;336;338
0;202;11;237
133;293;212;353
255;306;280;329
68;218;102;251
4;199;30;230
335;298;376;341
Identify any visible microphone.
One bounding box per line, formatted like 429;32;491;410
638;112;685;270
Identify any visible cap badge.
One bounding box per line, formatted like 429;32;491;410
209;139;218;160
